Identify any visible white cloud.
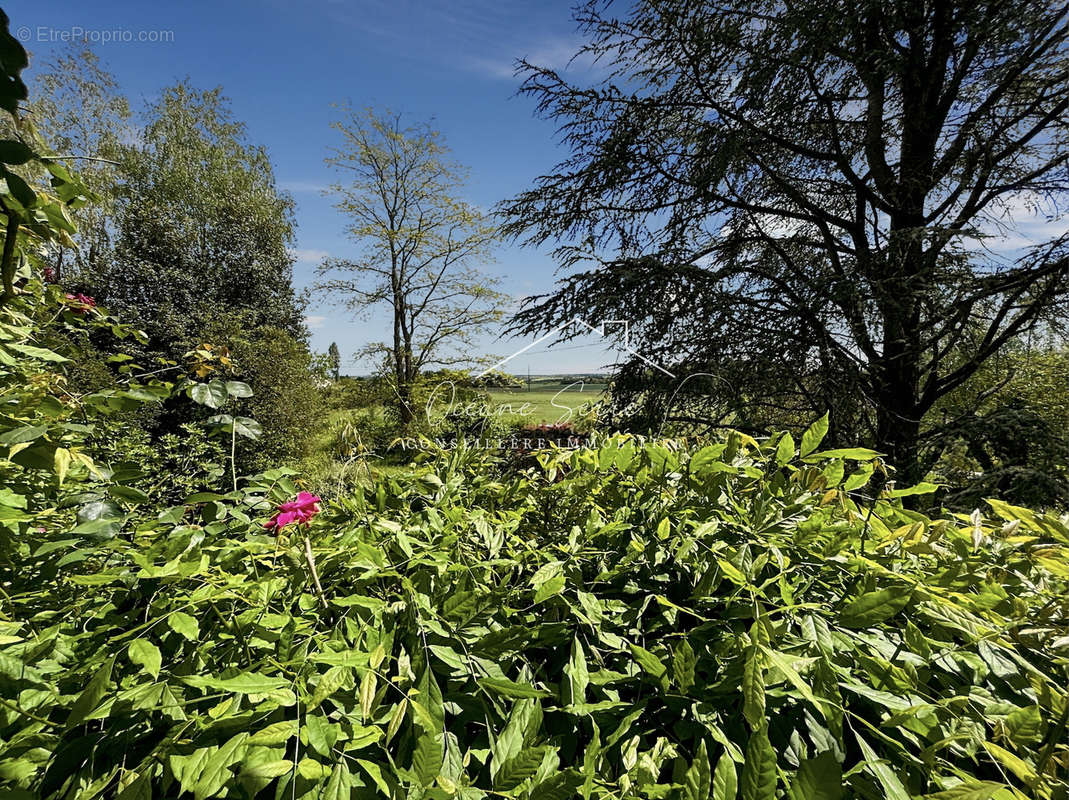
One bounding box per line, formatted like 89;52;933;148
304;315;327;330
288;248;330;264
468;35;604;81
965;192;1069;255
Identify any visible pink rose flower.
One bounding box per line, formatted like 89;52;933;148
265;492;321;530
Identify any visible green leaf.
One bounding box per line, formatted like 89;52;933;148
564;635;589;706
170;748;218;796
190;380;228;409
803;447;880;462
775;432;795;466
168;611;200;641
128;639;162;679
0;424;47;445
411;729;442;787
310;664;349;708
799;413;829;458
182;672;289;694
225;380;253;398
65;656;115;729
193;732;249;800
787;752;841;800
233;416;262;440
238;759;293;785
713;751;738;800
630;643;668;681
479;676;551;699
839;587;912;628
304;713;339;756
887;482;939;497
534;574;565;603
741;727;777;800
923;782;1015;800
0;139;35;165
532;770;584;800
297;757;330;780
2;169;35;207
1005;704;1042;745
248;720;299;745
497;747;548;791
673;638;696;693
6;343;67;361
855;733;909;800
684;740;712;800
322;761;352;800
843;462;875;491
982;741;1037;784
761;646;824;718
742;647;765;729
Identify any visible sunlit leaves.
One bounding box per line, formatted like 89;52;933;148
741;727;778;800
799;413;830;458
838;586;913;628
128;639;162;679
684;740;712;800
5;422;1069;800
167;611;200;641
713;752;739;800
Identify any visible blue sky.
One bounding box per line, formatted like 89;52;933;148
8;0;627;374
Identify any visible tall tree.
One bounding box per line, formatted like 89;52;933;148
102;81;304;351
316;107;504;423
501;0;1069;483
23;45;131;281
327;341;340;380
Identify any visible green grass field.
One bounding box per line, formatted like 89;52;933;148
488;382;606;425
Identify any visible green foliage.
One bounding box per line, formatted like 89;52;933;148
316;106;505;422
100;80;302;347
11;44;319;472
3;428;1067;798
500;0;1069;485
9;43;132;281
89;422;226;505
933;345;1069;509
220;323;327;471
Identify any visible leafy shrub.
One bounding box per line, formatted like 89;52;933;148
89;421;226;504
3;424;1068;798
205;319;326;471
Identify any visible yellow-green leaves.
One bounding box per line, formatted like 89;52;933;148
775;432;796;466
684;740;712;800
742;645;766;730
563;636;589;706
167;611;199;641
630;642;668;688
181;673;289;694
128;638;162;679
799;413;830;458
673;638;696;693
839;586;913;628
713;752;739;800
479;676;552;700
741;727;778;800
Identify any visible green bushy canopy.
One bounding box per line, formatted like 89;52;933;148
2;428;1067;799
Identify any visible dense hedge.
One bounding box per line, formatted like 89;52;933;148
2;426;1068;799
